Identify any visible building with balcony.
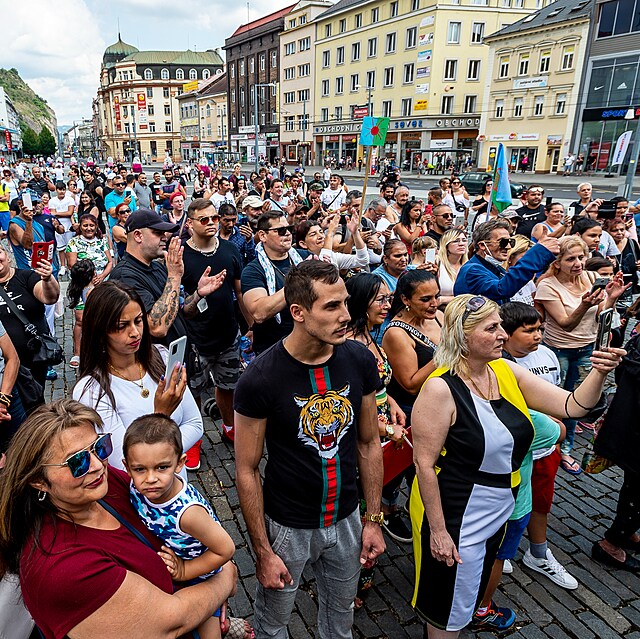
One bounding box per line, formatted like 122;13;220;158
95;35;224;163
313;0;542;168
478;0;591;173
224;5;295;163
0;87;22;161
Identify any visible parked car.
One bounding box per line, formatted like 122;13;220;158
460;172;525;198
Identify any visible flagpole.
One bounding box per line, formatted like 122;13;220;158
357;147;373;225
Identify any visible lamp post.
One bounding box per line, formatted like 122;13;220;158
254;83;276;173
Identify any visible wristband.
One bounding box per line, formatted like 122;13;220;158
0;392;12;408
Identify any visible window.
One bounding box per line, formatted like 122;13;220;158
349;42;360;62
285;67;295;80
403;63;415;84
161;68;169;80
123;105;128;118
203;69;210;79
337;46;345;64
336;77;344;94
321;108;329;122
298;89;310;101
240;60;245;75
149;122;156;132
350;74;359;91
371;7;379;23
514;97;523;117
322;50;330;67
339;18;346;33
240;88;245;107
464;95;477;113
163;87;170;98
241;113;245;127
518;53;529;76
471;22;485;44
250;58;255;73
441;95;454;114
232;114;236;128
165;121;172;132
406;26;417;48
260;54;265;71
285;116;295;131
366;70;376;89
325;24;332;37
533;95;544;116
144;69;152;80
444;59;458;80
386;33;397;53
230;64;235;79
148;104;154;115
164;104;171;115
471;0;487;4
391;1;399;17
285;42;296;55
271;51;277;67
513;0;523;6
448;22;461;44
384;67;395;87
499;56;510;79
300;15;306;24
495;98;504;118
401;98;412;116
298;64;310;77
189;69;197;80
206;104;211;117
412;0;420;8
539;50;551;73
555;92;567;115
284;92;295;104
289;18;296;28
355;13;362;28
466;59;480;80
368;37;377;57
299;37;310;51
382;100;392;117
561;45;575;70
231;89;235;104
146;87;153;98
322;79;330;96
334;106;343;120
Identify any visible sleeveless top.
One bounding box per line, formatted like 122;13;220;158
386;319;439;410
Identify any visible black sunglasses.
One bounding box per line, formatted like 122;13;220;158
268;225;294;236
43;433;113;478
497;237;516;250
461;296;487;324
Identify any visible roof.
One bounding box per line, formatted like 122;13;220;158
176;72;227;100
229;4;296;37
316;0;369;20
120;49;224;66
103;36;139;57
486;0;592;39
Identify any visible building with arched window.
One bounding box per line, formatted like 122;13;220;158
96;35;224;161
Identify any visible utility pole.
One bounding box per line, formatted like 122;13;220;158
254;83;275;172
302;99;307;169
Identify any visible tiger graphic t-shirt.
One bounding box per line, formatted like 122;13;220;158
234;339;381;529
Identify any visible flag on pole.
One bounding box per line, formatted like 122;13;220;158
491;143;512;213
359;117;390;147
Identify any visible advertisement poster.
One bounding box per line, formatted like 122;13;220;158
114;96;122;132
137;93;148;130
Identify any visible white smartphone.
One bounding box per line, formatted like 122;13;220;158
567;205;575;221
164;336;187;383
22;191;32;210
424;248;437;263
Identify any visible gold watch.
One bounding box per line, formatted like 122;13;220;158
363;511;384;525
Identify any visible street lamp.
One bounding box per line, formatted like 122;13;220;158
254;83;276;172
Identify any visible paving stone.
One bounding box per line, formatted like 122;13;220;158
576;611;624;639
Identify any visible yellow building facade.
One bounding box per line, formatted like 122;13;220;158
478;0;591;173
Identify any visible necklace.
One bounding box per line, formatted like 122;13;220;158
108;361;150;398
187;237;218;255
465;366;493;401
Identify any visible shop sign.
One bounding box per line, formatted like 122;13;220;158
430;139;453;149
328;135;340;141
182;81;199;93
114;96;121;132
509;133;517;140
416;67;430;79
582;106;640;122
353;107;369;119
415;83;429;95
417;50;432;62
518;133;539;141
415;100;429;111
393;120;424;129
513;76;548;90
238;126;254;134
403;132;422;140
477;134;486;142
547;135;562;145
265;133;279;138
314;123;360;134
434;118;480;128
137;94;148;130
490;134;509;141
231;134;247;140
4;130;11;152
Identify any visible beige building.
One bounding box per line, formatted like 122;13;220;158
279;0;334;165
478;0;591;173
312;0;542;168
96;36;224;163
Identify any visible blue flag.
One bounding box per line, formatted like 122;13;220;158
491;143;512;213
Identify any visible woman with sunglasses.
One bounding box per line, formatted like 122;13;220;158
0;399;236;639
72;281;202;477
112;203;132;261
443;178;470;225
437;228;468;306
410;294;624;638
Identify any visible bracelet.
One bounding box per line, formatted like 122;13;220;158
0;392;12;408
565;391;597;418
570;390;598;411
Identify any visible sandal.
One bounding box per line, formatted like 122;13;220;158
560;456;582;475
222;617;254;639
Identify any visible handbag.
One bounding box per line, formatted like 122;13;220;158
14;365;44;413
452;194;467;213
0;286;63;366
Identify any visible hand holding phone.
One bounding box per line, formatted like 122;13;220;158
595;308;614;351
590;277;610;295
164;336;187;384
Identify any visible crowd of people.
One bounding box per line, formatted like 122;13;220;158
0;156;637;639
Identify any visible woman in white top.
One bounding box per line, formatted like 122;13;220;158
72;281;202;476
437;228;468;305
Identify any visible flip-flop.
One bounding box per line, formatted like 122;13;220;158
222;617;254;639
560;457;582;475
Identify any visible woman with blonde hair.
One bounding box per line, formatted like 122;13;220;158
409;236;438;270
534;236;628;474
410;294;624;638
504;235;535;305
437;228;468;305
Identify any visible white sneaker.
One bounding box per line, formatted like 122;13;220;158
59;266;67;277
502;559;513;574
523;549;578;589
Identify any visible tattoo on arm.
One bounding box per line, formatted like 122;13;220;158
148;277;180;335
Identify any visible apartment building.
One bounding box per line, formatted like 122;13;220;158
479;0;591;173
313;0;540;167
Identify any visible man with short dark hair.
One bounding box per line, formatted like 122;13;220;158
379;183;395;206
515;186;546;238
133;173;152;209
26;166;55;196
105;175;138;229
267;179;296;216
321;174;347;212
158;167;185;211
235;260;385;639
218;202;255;267
48;181;75;275
210;177;235;211
426;204;454;245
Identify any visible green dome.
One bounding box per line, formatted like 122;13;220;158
102;36;139;67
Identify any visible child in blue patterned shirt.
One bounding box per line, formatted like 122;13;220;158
123;414;235;639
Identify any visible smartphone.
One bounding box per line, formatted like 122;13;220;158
22;191;32;210
566;205;575;221
590;277;609;294
597;200;617;219
164;336;187;383
31;241;54;269
595;308;614;351
424;248;437;263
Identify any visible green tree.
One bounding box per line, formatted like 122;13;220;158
38;126;56;157
22;127;39;156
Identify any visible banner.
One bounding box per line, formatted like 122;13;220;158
137;93;148;130
359;117;390;147
491;143;512;213
611;130;633;166
114;96;122;132
4;130;11;152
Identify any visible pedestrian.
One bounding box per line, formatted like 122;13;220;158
133;173;152;209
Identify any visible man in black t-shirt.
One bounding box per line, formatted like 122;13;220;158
426;204;454;246
235;260;385;638
515;186;546;238
182;198;248;445
26;166;54;197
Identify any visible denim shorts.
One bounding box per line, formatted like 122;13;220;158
496;513;531;561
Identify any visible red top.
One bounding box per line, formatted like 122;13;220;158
20;466;173;639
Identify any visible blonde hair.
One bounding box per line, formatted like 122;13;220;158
505;234;533;269
438;228;468;282
547;235;589;277
434;294;499;376
412;236;437;254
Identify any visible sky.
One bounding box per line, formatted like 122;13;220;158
3;0;282;126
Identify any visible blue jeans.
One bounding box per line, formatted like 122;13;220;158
254;509;362;639
544;343;593;454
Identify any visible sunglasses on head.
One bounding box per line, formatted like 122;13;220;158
461;296;487;324
43;433;113;478
529;189;544;195
268;225;294;236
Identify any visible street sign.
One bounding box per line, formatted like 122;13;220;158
238;126;254;134
353;106;369;119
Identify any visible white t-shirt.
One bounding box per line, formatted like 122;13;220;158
48;194;76;231
209;191;235;211
321;187;346;211
511;280;536;306
599;230;621;257
322;167;331;181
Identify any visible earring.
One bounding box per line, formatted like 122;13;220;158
38;490;47;502
405;305;410;312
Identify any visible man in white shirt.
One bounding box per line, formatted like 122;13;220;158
267;179;295;215
48;181;76;275
209;177;235;211
322;164;331;186
321;174;347;212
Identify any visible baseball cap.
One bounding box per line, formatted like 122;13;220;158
499;207;522;220
124;208;179;233
243;195;264;209
106;171;117;180
309;182;324;192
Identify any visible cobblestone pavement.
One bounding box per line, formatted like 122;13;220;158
49;290;640;639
